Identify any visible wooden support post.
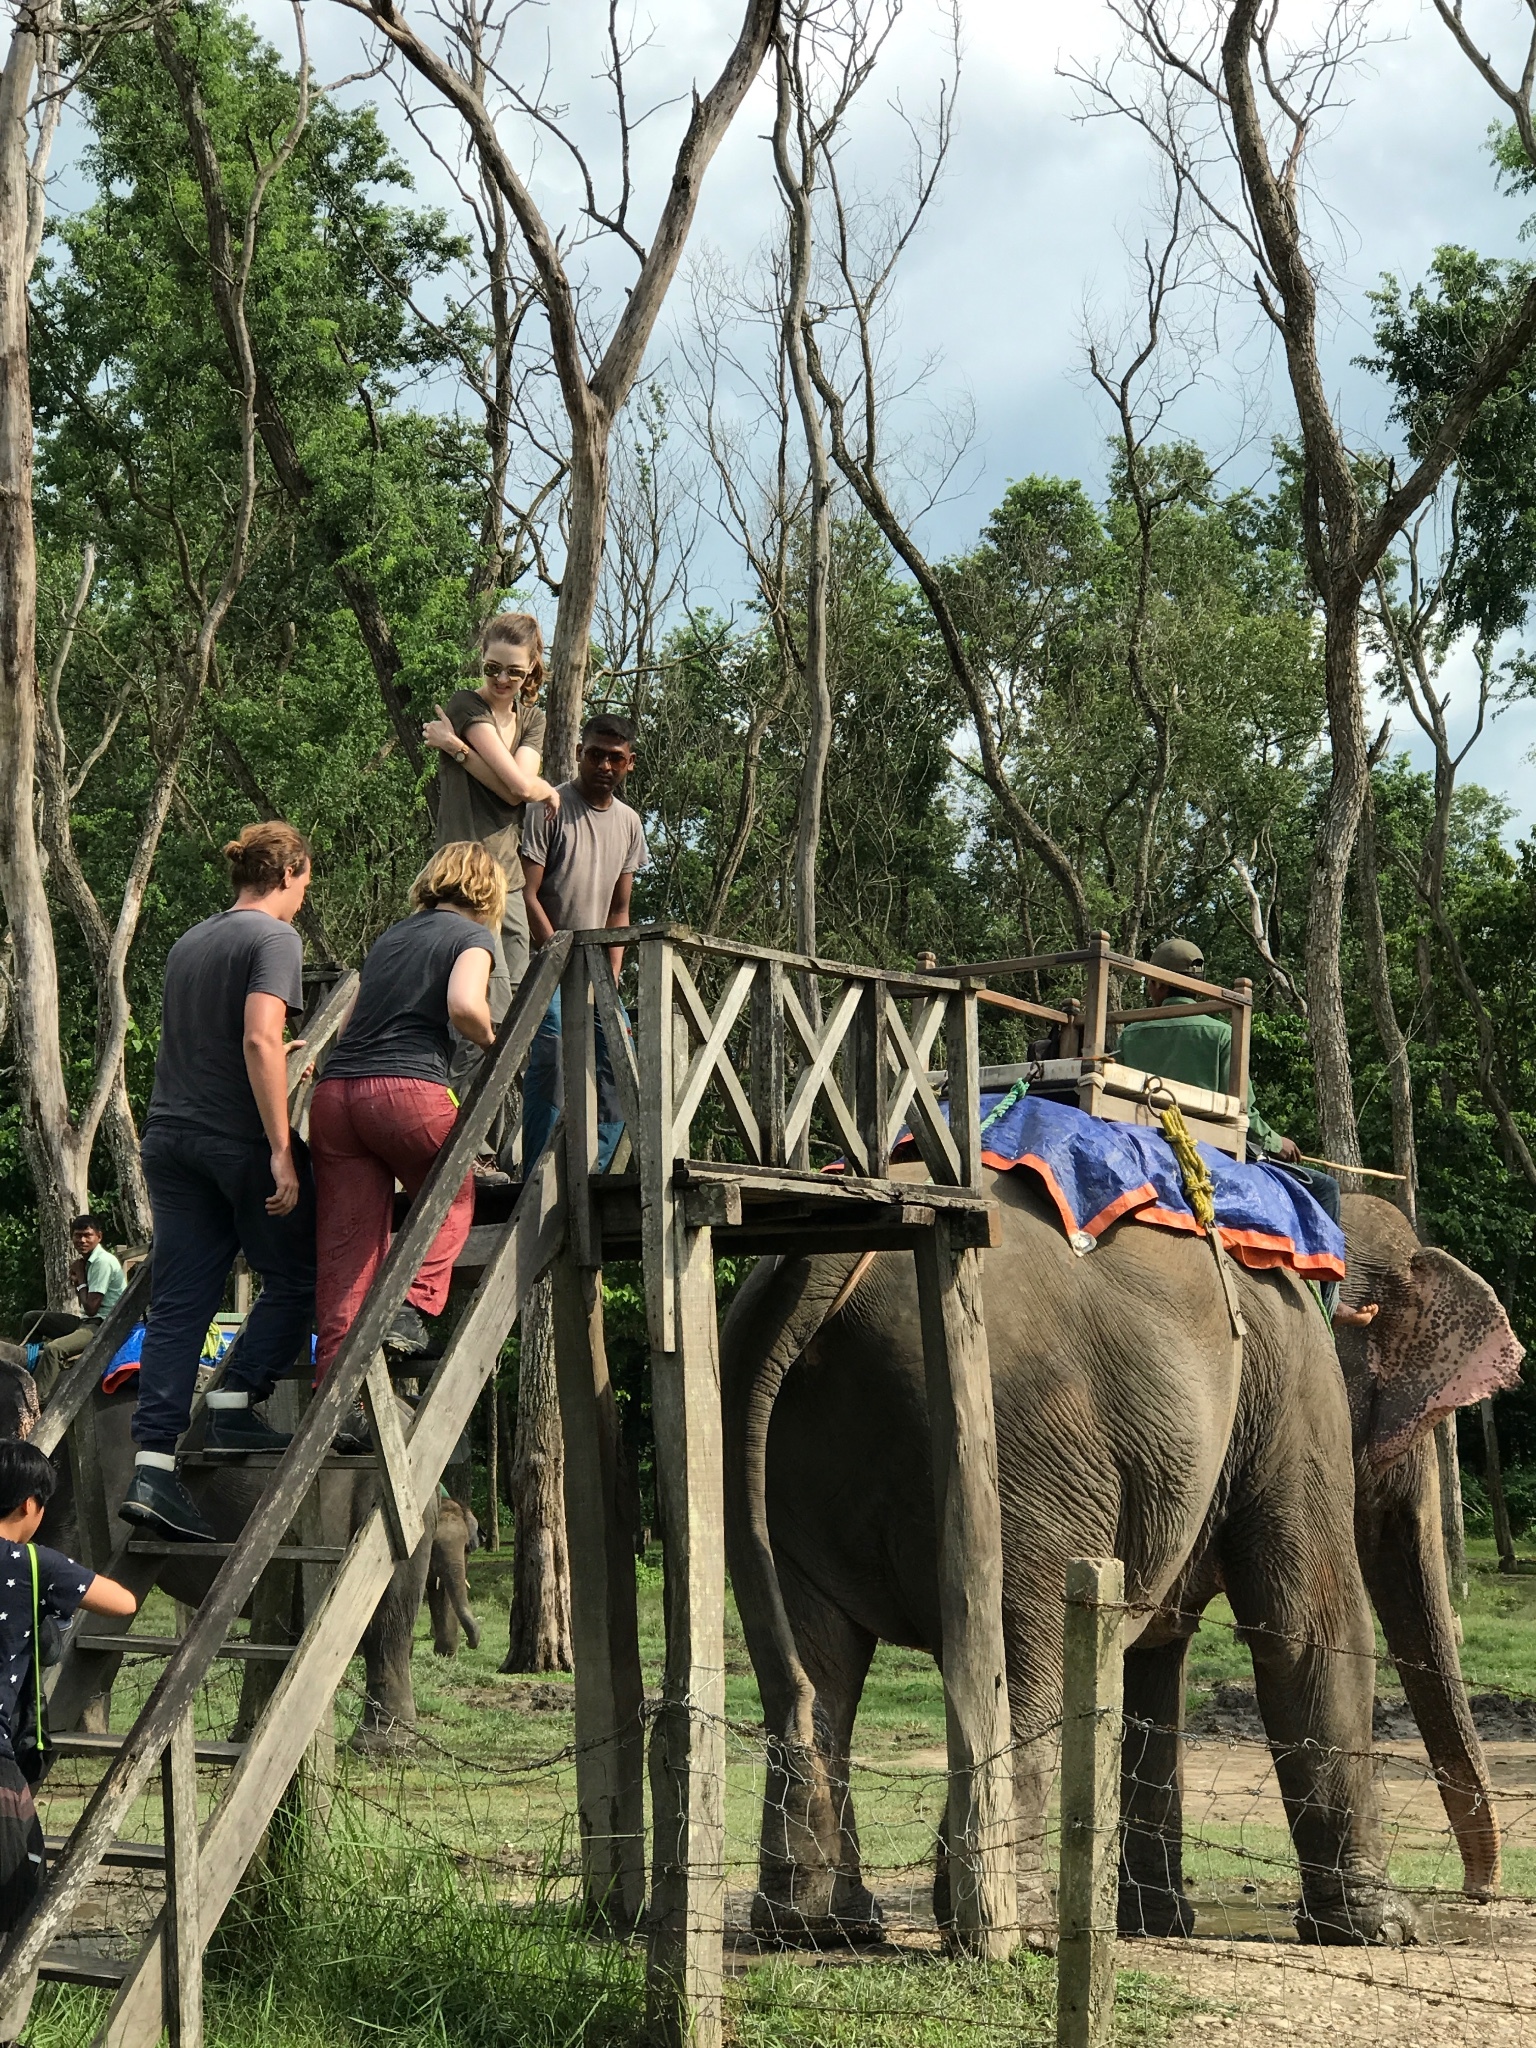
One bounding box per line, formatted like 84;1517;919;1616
1229;977;1253;1118
1058;1556;1125;2048
1081;933;1111;1060
751;960;787;1168
852;980;888;1177
913;1214;1015;1959
161;1706;202;2048
551;1246;646;1928
646;1219;726;2048
563;950;600;1267
946;988;983;1190
639;939;679;1354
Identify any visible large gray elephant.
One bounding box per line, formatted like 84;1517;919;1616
720;1173;1522;1951
28;1374;436;1751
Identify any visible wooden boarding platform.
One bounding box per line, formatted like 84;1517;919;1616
4;923;1015;2048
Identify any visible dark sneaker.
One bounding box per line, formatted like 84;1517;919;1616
119;1466;217;1544
205;1404;293;1456
332;1408;372;1457
383;1305;430;1357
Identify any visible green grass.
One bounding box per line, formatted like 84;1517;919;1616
31;1526;1536;2046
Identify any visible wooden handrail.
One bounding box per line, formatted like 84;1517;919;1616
566;921;966;994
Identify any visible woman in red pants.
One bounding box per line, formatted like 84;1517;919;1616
309;842;503;1375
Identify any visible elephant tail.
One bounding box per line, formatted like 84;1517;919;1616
721;1251;870;1747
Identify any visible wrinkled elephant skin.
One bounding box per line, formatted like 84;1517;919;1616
723;1170;1418;1954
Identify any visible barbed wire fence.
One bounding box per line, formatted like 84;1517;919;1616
20;1559;1536;2048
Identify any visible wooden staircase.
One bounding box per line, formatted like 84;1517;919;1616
0;933;574;2047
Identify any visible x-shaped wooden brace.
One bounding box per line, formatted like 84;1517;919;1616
882;993;949;1159
783;979;869;1174
882;992;962;1184
669;954;763;1163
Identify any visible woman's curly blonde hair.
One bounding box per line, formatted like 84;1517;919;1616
479;612;544;705
411;841;508;929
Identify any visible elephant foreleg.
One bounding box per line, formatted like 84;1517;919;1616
1119;1632;1196;1937
1220;1494;1416;1947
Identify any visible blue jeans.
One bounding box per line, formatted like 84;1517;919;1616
134;1123;317;1452
521;989;628;1172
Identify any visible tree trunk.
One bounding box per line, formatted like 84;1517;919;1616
774;43;833;967
502;1276;573;1672
1353;784;1418;1219
1303;597;1369;1166
544;411;610;781
0;19;83;1305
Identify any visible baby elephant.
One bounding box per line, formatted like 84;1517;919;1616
427;1499;481;1657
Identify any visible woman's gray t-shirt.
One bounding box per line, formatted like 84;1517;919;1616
323;911;496;1087
146;909;304;1141
433;692;547;886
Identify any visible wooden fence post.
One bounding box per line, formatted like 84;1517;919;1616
914;1213;1016;1959
645;1220;726;2048
1057;1556;1125;2048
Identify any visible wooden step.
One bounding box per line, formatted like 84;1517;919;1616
51;1731;245;1765
76;1634;294;1663
39;1947;130;1988
124;1540;345;1564
44;1838;165;1871
177;1453;378;1472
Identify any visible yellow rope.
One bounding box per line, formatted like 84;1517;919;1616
1159;1102;1216;1231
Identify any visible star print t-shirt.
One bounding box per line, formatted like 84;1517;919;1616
0;1545;93;1761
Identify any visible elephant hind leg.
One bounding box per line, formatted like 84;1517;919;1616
1119;1632;1196;1938
752;1562;880;1947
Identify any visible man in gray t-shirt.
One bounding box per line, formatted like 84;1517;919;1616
519;715;649;1168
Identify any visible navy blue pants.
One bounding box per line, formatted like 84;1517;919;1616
133;1123;317;1453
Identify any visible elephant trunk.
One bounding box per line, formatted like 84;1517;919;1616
1358;1441;1501;1897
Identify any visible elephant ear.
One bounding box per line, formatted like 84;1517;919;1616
1367;1247;1525;1469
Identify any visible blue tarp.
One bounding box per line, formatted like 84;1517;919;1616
894;1090;1345;1279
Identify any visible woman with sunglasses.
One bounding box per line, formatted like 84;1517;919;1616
421;615;557;1134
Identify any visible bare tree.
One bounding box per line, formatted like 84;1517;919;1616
1074;1;1536;1164
788;4;1093;942
501;1275;573;1672
2;0;293;1296
1367;523;1536;1197
333;0;781;773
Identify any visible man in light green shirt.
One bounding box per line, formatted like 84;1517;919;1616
23;1216;127;1404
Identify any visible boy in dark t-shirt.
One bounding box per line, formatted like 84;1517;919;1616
0;1442;135;2041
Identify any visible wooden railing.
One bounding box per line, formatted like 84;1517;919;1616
561;924;985;1192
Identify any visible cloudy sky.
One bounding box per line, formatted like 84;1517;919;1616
232;5;1536;825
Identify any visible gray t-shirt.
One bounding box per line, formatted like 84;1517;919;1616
434;691;547;886
147;909;304;1140
323;910;496;1087
520;782;649;933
